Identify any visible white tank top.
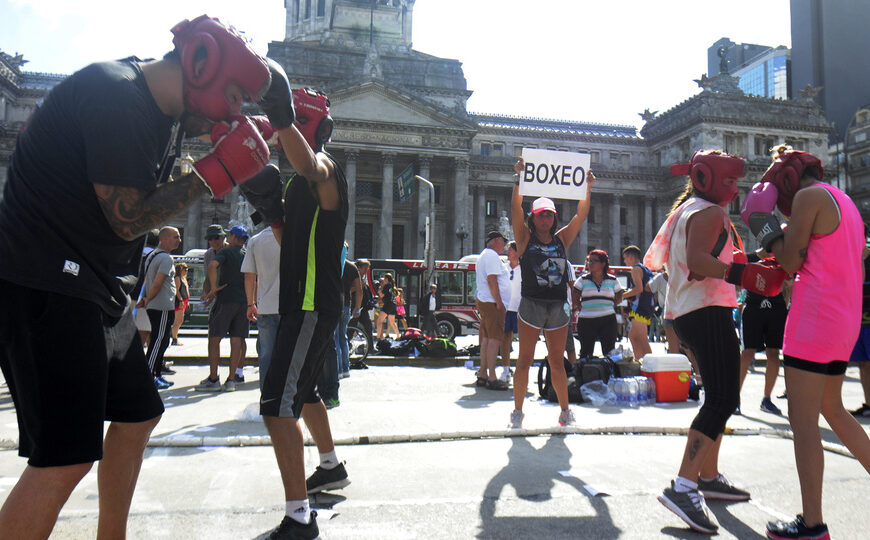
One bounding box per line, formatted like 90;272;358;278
665;197;738;319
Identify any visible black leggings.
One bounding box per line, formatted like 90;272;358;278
576;314;618;359
674;306;740;440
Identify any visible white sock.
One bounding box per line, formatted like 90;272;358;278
674;476;698;493
319;450;339;470
699;474;717;483
285;499;310;524
236;367;244;376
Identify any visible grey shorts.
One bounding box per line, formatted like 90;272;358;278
518;297;569;331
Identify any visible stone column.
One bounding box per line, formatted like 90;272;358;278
416;156;432;259
578;219;588;262
474;186;485;254
611;193;622;258
345;150;358;257
453;158;469;260
644;197;653;249
379;153;395;258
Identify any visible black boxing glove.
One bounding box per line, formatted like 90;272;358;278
238;163;285;227
748;212;785;252
260;58;295;129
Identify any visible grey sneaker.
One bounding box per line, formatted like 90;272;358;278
509;409;524;429
657;482;718;534
222;379;236;392
697;474;750;501
558;408;575;426
267;512;319;540
195;376;222;392
306;462;350;494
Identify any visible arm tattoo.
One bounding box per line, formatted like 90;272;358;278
94;175;208;241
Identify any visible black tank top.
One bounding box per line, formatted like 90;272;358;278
519;234;569;301
278;152;348;317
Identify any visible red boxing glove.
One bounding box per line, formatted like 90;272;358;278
193;116;270;198
725;261;788;296
740;182;779;226
248;115;278;145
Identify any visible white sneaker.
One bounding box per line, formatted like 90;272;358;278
509;409;524;429
499;368;511;383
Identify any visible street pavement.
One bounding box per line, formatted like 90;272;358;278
0;335;868;539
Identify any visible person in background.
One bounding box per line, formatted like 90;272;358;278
375;273;400;340
171;262;189;346
474;231;511;391
420;283;442;339
849;224;870;418
500;241;522;384
509;157;594;428
574;250;623;360
622;245;654;361
395;287;408;332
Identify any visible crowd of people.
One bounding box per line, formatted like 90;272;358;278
0;13;868;540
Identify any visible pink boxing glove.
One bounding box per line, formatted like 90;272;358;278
740;182;778;226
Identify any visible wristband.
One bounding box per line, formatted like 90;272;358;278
248;303;256;307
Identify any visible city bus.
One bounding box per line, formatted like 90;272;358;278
364;258;634;339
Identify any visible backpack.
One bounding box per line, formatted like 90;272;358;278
419;337;457;357
577;356;615;386
537;358;583;403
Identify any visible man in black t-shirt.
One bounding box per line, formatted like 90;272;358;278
240;61;347;537
0;15;272;538
197;225;249;392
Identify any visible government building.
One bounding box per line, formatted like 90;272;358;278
1;0;835;261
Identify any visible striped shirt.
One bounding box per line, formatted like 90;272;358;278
575;272;623;319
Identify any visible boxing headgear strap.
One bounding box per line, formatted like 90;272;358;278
759;149;823;217
292;88;333;152
171;15;270;122
670;150;745;206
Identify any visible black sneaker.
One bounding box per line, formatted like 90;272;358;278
233;373;245;383
306;462;350;494
267;512;319;540
657;481;718;534
766;514;830;540
850;403;870;417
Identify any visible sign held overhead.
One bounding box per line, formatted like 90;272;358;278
520;149;591;201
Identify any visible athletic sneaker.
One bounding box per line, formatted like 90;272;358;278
850;403;870;417
233;373;245;383
324;398;340;409
222;379;236;392
499;367;512;384
154;377;171;390
558;408;576;426
766;514;830;540
195;376;222;392
267;512;319;540
509;409;524;429
306;462;350;494
760;397;783;415
697;474;750;501
657;481;718;534
339;371;350;379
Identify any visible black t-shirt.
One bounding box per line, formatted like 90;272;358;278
520;235;569;301
214;245;246;304
279;152;349;317
341;261;360;307
0;59;175;318
380;283;396;309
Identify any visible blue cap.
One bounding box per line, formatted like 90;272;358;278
229;225;248;239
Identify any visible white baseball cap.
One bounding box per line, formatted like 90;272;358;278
531;197;556;214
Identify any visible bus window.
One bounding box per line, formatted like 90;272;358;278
398;273;420;317
434;270;463;305
466;270;477;305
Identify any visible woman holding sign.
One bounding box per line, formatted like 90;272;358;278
508;157;594;429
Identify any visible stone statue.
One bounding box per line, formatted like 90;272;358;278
717;45;730;74
230;193;255;234
498;210;512;241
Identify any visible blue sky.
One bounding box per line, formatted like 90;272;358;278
0;0;791;129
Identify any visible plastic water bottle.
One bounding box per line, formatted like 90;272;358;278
647;378;657;405
628;378;639;408
636;377;648;405
614;378;625;406
698;387;706;407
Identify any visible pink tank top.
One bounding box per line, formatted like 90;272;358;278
783;184;864;363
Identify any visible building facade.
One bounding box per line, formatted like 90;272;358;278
1;0;834;260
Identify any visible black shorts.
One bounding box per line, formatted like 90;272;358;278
260;310;338;418
783;354;848;375
742;303;787;350
0;280;164;467
382;303;397;316
208;301;249;338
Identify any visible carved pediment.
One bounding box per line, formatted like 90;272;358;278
330;81;475;130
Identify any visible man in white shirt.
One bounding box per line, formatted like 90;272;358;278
475;231;511;390
241;227;282;391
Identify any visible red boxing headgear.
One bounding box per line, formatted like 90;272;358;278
171;15;270;122
292;88;334;151
759;149;823;217
670;150;745;206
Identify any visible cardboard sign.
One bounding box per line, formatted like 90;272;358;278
519;149;591;201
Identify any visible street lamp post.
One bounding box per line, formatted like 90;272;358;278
455;223;468;257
